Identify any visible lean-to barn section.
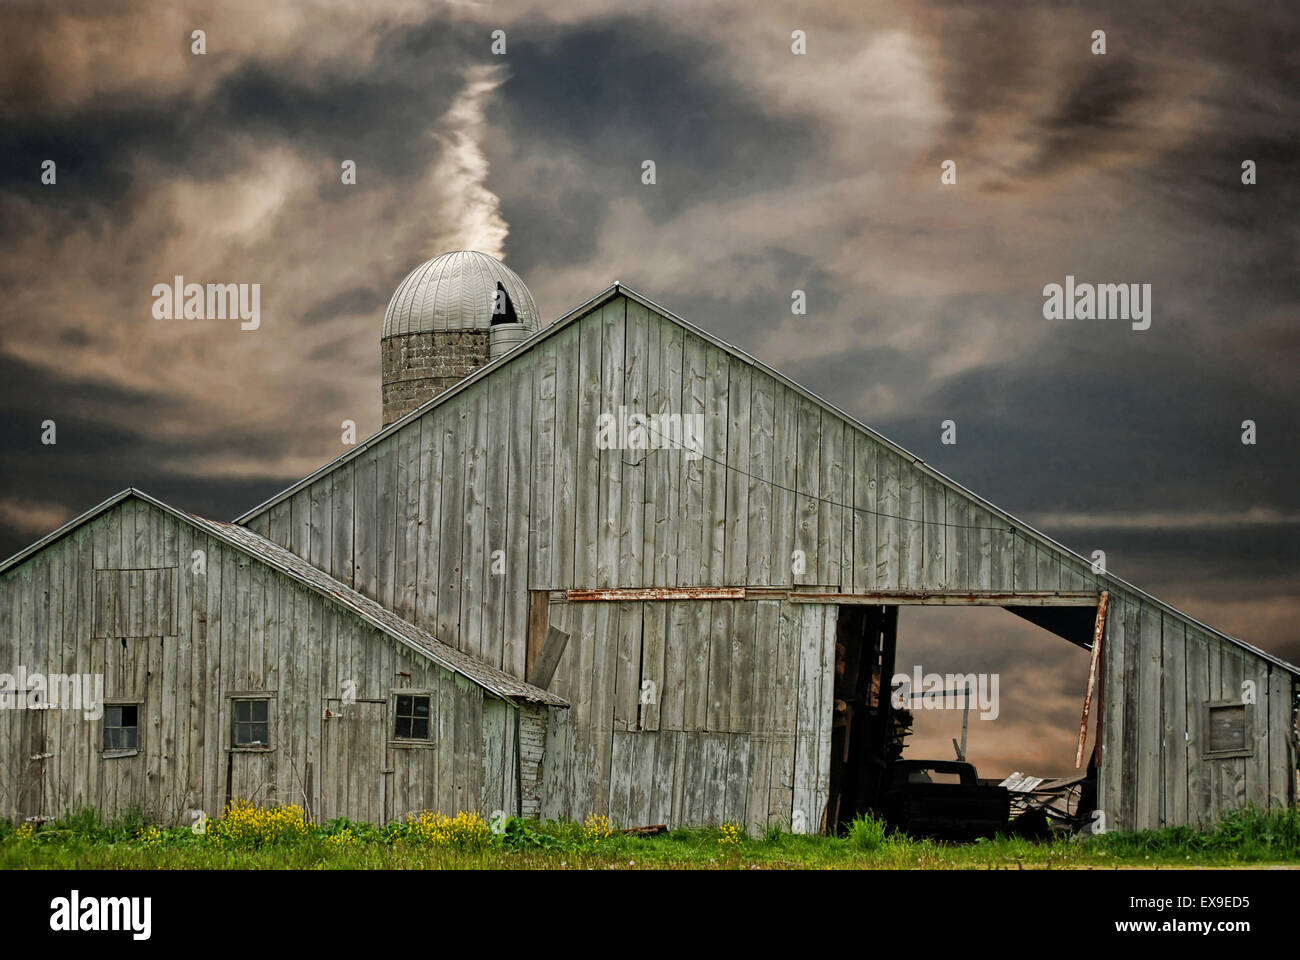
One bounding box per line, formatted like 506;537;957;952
0;490;564;826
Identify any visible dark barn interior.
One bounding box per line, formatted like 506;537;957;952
825;600;1106;838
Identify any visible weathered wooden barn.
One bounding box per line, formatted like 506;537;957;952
3;250;1297;832
0;490;563;826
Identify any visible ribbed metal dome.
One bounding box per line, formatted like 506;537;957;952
382;250;540;338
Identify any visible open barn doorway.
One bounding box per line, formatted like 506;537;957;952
825;600;1104;836
825;605;898;832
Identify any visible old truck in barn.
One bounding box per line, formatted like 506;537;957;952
879;760;1011;840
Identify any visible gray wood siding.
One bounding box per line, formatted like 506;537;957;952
1095;586;1295;833
517;703;548;818
232;291;1296;831
0;498;533;826
539;597;836;832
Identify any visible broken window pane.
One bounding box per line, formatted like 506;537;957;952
105;703;139;753
234;699;271;746
1209;704;1247;753
395;694;432;740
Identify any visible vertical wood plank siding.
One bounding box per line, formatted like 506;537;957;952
0;499;548;826
536;598;836;831
1090;587;1294;833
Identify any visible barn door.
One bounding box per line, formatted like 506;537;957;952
321;699;389;826
17;707;49;823
227;747;277;810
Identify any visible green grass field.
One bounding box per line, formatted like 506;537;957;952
3;804;1299;870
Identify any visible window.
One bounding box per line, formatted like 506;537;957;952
394;694;431;740
104;704;139;754
1207;703;1249;757
233;699;270;748
909;769;963;786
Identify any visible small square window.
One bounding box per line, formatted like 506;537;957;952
1208;703;1247;754
105;704;139;753
394;694;431;740
233;698;271;747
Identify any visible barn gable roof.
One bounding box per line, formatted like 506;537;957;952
234;282;1298;677
0;488;567;707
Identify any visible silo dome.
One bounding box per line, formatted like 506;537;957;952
382;250;540;338
380;251;540;426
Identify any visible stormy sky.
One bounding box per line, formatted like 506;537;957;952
2;1;1297;775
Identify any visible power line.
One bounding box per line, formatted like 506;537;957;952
613;418;1016;534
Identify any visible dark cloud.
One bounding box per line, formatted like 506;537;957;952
302;286;386;326
618;246;842;351
0;105;151;212
1017;59;1144;176
0;352;302;558
491;14;817;246
0;16;492;216
883;331;1299;519
490;184;607;275
212;66;461;181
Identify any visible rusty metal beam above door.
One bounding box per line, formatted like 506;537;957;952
566;587;747;602
788;590;1101;606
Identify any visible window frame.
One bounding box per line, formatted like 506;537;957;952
227;692;275;753
389;689;435;748
1203;700;1253;760
102;699;142;759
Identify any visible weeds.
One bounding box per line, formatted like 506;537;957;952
1087;806;1300;861
206;799;312;847
2;804;1297;870
846;813;888;851
582;812;613;843
718;822;744;846
392;810;492;848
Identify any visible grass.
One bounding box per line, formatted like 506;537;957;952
2;804;1299;870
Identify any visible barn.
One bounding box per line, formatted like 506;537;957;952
0;488;564;827
3;250;1297;833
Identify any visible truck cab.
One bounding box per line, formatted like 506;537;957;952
879;760;1011;840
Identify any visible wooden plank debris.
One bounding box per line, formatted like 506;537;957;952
1075;591;1108;767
